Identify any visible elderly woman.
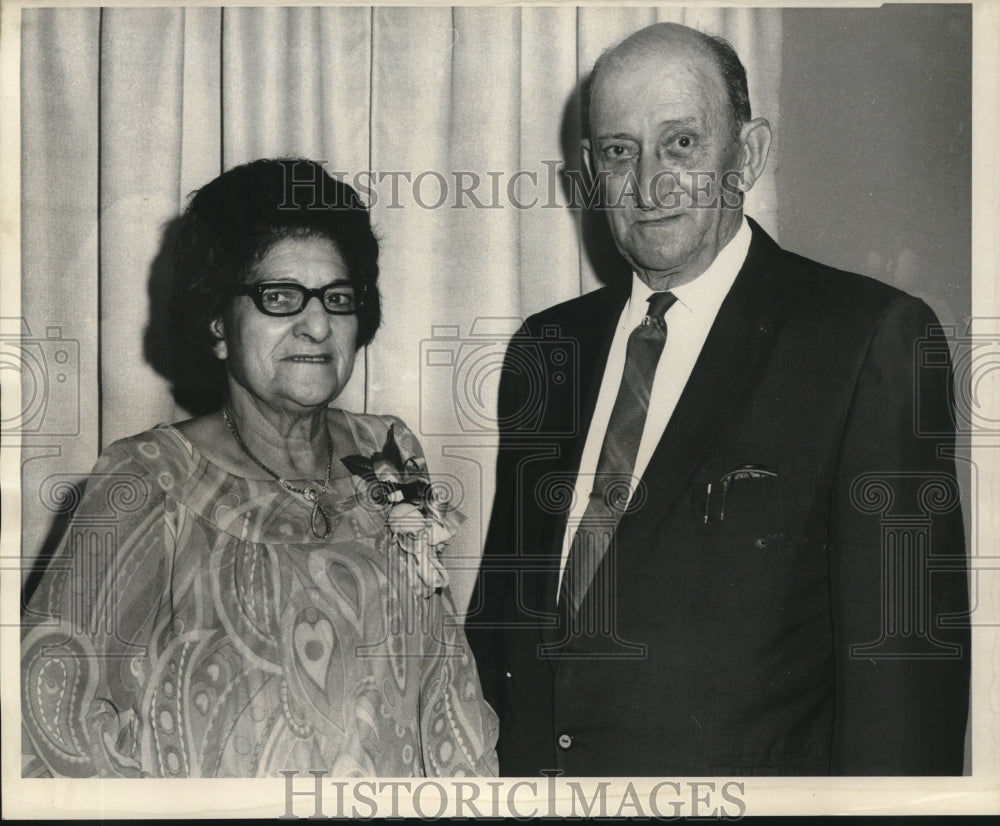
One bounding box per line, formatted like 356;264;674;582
22;159;498;778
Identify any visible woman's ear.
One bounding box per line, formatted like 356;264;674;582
209;318;227;360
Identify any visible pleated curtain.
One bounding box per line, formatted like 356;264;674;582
19;5;781;609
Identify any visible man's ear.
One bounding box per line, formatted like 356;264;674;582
209;317;227;360
733;118;772;193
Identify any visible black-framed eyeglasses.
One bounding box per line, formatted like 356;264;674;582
234;281;362;316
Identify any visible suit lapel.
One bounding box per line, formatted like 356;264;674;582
622;222;786;539
563;289;629;481
535;286;627;653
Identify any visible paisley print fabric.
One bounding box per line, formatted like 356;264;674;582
21;411;498;777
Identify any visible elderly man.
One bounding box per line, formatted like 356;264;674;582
467;22;969;776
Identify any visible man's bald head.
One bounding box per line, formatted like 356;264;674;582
586;23;751;142
582;21;772;289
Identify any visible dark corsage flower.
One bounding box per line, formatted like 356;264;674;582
342;425;463;597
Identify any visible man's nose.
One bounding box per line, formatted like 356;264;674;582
633;153;668;210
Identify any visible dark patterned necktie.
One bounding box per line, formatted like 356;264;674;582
560;290;678;616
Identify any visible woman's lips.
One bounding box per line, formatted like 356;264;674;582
284;354;332;363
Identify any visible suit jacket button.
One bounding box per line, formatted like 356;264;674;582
557;733;573;750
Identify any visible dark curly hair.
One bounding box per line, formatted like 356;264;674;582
173;158;381;354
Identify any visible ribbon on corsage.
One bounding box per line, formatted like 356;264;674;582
342;425;464;597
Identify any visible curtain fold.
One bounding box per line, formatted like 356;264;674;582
20;6;782;609
100;9;186;445
19;9;101;586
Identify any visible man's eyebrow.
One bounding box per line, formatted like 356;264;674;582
594;132;639;141
594;118;704;141
657;117;702;129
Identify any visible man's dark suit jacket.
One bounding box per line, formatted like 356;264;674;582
466;220;969;776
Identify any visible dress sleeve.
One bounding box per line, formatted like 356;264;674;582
21;439;170;778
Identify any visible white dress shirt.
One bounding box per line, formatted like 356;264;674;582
556;218;753;596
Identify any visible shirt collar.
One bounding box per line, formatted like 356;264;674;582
626;217;752;326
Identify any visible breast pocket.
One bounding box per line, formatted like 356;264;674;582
690;467;819;538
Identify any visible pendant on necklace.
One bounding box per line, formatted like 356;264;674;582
310;501;332;539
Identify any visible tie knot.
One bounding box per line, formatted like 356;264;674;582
646;291;677;322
